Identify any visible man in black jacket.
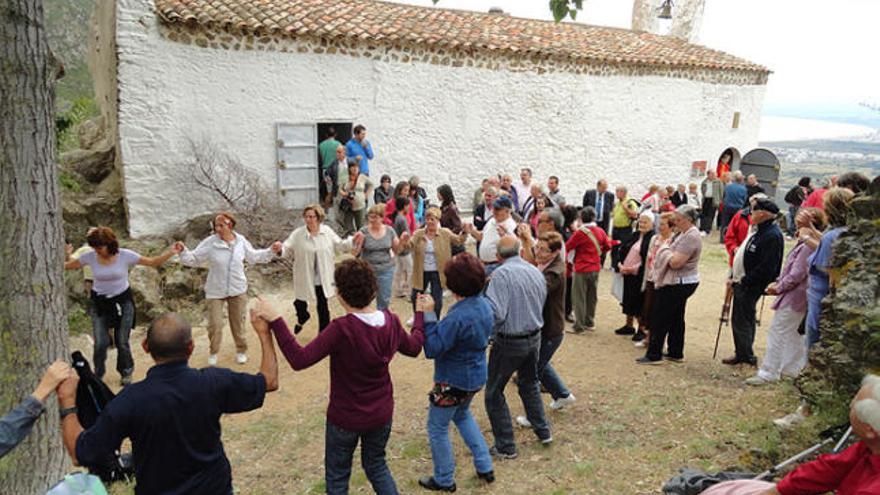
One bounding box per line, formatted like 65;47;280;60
723;198;784;366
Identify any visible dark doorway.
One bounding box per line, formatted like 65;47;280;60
316;122;353;204
715;147;741;177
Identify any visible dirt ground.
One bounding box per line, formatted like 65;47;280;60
88;238;800;494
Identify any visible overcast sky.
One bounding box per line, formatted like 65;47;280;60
397;0;879;119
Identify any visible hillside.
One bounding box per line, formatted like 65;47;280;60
45;0;95;112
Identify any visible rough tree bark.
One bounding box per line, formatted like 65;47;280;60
0;0;70;492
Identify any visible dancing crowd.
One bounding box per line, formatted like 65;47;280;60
1;127;878;495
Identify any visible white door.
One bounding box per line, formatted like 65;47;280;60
276;123;319;208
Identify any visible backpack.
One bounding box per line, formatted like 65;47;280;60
71;352;135;484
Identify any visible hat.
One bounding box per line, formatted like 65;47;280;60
493;197;513;210
752;198;780;215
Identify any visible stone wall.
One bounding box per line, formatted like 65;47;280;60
116;0;767;237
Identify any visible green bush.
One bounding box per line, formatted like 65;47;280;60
59;170;81;192
55;97;99;152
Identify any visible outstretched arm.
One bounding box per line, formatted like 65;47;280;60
138;243;183;267
249;308;279;391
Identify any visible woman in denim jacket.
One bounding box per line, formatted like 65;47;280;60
413;253;495;492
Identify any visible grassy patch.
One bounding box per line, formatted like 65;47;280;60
59;171;82;192
67;305;91;335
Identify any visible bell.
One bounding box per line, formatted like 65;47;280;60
658;0;673;19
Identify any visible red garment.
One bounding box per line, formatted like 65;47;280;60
802;188;827;210
716;161;731;178
384;198;416;232
269;313;424;431
660;201;676;213
565;225;615;273
776;441;880;495
641;191;653;202
724;209;751;266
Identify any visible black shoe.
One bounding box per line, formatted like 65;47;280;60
663;353;684;363
418;476;456;492
614;326;636;336
477;471;495;483
635;356;663;365
488;446;517;459
631;330;646;342
294;323;303;335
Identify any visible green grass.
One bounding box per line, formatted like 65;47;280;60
59;171;82;192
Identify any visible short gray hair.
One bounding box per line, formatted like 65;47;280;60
675;204;699;224
497;238;521;259
855;375;880;432
485;186;499;196
732;171;744;182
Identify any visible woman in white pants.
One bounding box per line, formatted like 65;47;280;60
745;207;826;385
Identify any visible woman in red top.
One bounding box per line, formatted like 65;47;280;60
564;206;616;333
716;151;732;178
384;181;416;232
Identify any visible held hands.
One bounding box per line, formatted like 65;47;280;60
765;282;779;295
399;232;411;245
55;366;80;405
271;241;283;254
34;361;75;402
170;241;185;255
252;297;282;324
353;231;365;247
515;223;532;241
249;308;270;338
415;294;435;313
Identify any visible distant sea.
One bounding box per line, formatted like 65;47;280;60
760;116;877;142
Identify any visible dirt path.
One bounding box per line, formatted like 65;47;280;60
90;239;795;494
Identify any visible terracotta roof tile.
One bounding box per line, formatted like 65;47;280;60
154;0;769;73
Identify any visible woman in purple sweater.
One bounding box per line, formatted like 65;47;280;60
254;258;424;495
745;208;827;386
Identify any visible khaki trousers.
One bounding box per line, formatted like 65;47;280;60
572;271;599;330
206;294;248;354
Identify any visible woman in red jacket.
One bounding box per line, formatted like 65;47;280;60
565;206;616;333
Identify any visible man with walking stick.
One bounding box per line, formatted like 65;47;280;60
722;198;783;366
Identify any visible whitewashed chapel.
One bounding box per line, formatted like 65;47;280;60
92;0;769;237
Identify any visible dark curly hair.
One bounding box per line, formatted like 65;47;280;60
334;258;378;309
443;253;486;297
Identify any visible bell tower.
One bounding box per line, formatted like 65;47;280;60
631;0;705;43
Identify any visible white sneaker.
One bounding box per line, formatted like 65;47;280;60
515;415;532;428
634;341;646;348
236;353;248;365
745;375;773;386
208;354;218;366
549;394;576;410
700;231;708;237
773;405;807;429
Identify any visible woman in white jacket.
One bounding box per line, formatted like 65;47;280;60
281;204;362;334
178;212;281;366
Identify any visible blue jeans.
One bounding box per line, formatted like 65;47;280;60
375;268;395;311
92;298;135;378
805;283;827;348
325;420;398;495
787;205;799;236
537;335;571;400
484;334;550;453
427;396;493;487
412;270;443;315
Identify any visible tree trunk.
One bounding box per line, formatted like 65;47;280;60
0;0;70;492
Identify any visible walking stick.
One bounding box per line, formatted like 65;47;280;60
713;284;734;359
756;295;767;327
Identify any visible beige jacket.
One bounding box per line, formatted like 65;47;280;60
403;227;467;290
281;224;353;301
